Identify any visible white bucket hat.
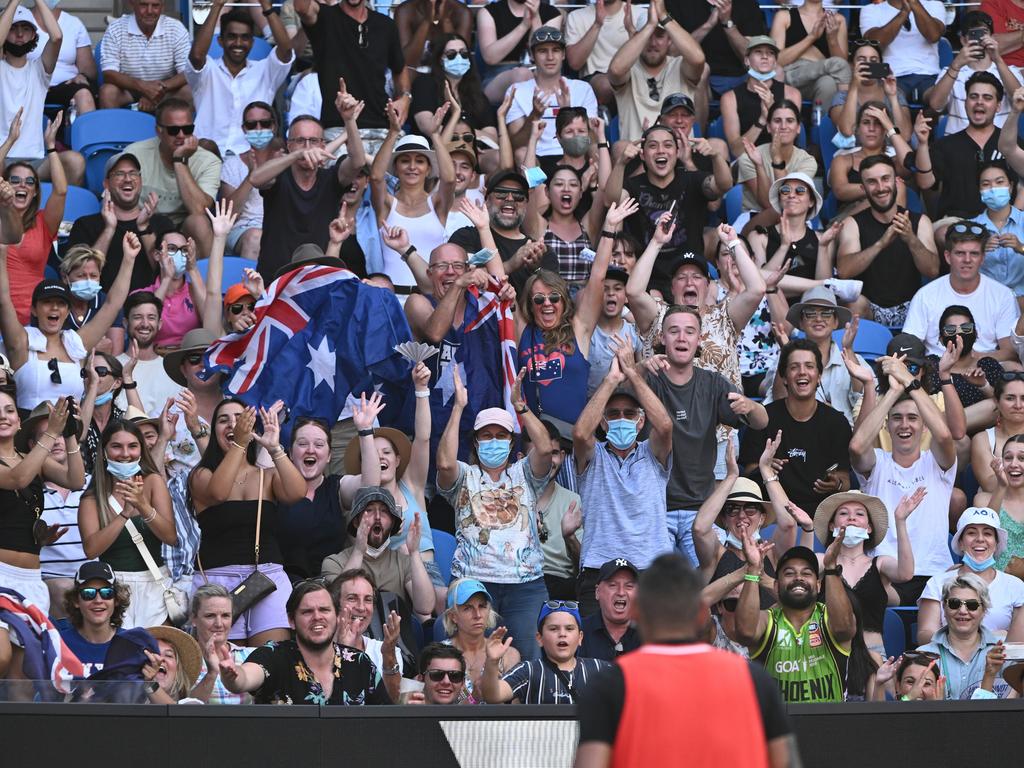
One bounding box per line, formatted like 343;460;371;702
769;171;823;219
951;507;1007;557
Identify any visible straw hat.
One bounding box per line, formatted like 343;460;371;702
125;405;159;428
146;626;202;690
813;491;889;550
162;328;218;387
343;427;412;482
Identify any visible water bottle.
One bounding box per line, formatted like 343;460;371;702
67;100;77;125
813;99;823;126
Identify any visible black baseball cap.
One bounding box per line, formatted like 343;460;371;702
669;252;710;280
660;93;695;116
485;169;528;196
597;558;639;583
887;332;926;367
776;546;820;577
605;266;629;285
75;561;115;586
31;280;71;305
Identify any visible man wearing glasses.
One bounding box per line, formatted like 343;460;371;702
415;643;467;705
903;220;1018;358
185;0;294;157
124;98;221;259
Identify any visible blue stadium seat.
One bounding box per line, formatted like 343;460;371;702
830;319;894;361
432;614;449;642
706;115;726;141
883;608;907;658
431;529;456;586
207;36;273;61
724;184;743;226
938;38;953;70
70;109;156;154
905;186;923;214
196;255;258;289
819;192;838;223
93;39;103;86
39;183;100;221
819;114;838;177
934;115;948;140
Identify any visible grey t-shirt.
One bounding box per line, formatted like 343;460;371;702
646;367;743;510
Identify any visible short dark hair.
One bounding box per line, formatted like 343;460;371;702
243;100;278;127
612;232;641;257
962;10;994;34
124;290;163;318
219;9;254;34
976;158;1014;192
286;581;335;621
288;114;323;136
965;70;1004;103
768;99;801;122
418;643;466;675
555;106;588;135
859;153;895;177
779;338;824;374
155;97;194;124
944;220;989;251
635;554;705;628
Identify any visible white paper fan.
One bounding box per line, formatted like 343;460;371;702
394;342;439;364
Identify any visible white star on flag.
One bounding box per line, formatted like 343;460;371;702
435;359;466;406
307;336;337;391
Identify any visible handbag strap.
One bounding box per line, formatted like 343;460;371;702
253;468;265;568
121;511;165;585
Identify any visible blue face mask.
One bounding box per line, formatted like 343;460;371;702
94;390;114;406
832;131;857;150
605;418;638;450
981;186;1011;210
523;166;547;189
962;553;996;572
477;438;512;469
171;251;187;277
443;56;471;78
69;279;101;301
747;67;776;82
834;525;871;548
725;529;761;550
106;458;140;479
245;129;274;149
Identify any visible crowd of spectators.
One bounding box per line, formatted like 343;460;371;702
4;0;1024;729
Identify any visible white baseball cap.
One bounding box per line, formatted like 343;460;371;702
951;507;1007;557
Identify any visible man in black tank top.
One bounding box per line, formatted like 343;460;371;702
836;154;940;327
719;36;802;158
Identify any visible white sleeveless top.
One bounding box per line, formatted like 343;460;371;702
380;196;446;289
13;327;87;410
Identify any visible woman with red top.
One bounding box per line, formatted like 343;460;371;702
0;111;67;324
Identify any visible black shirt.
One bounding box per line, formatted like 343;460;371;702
850;206;926;308
672;0;767;78
276;474;348;582
64;213;173;291
577;647;791;744
739;399;853;514
580;613;642;662
304;6;405;129
930;127;1021;219
483;0;561;65
410;73;497;132
447;225;558;294
258;167;344;280
623;168;711;289
733;79;785;147
764;225;820;281
248;640;392;705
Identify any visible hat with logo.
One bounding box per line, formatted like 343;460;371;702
32;280;71;306
886;332;926;367
75;561;115;586
597;558;639;583
951;507;1007;557
669;252;710;280
660;93;696;116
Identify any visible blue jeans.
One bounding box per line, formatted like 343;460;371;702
709;74;747;99
667;509;699;568
896;74;936;105
481;577;549;662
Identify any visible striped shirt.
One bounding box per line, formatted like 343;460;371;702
163;470;201;582
502;656;612;704
100;14;190;82
40;482;91;580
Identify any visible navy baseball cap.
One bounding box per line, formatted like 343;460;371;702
597;558;639;583
537;599;582;631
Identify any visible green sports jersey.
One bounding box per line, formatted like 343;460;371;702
752;602;850;703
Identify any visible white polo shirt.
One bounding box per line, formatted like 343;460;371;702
100;14;190;82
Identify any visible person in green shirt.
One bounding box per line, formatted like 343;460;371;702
735;529;856;702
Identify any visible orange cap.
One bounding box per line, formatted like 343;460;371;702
224;283;253;306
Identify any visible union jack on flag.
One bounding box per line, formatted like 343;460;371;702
0;588;84;694
465;275;519;431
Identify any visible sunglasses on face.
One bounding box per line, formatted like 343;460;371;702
185;353;204;365
243;119;274;130
906;362;921;375
80;366;112;378
951;222;986;236
945;598;982;611
48;357;61;385
426;668;466;683
160;124;195;136
443;49;470;60
724;505;762;517
8;175;37;186
79;587;115;601
719;598;738;612
228;302;255;315
490;187;527;202
780;184;808;195
532;293;562;306
452;132;476;144
801;308;836;321
941;322;975;335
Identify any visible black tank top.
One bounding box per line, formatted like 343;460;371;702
0;459;44;555
822;557;888;634
765;225;820;281
197;499;282;569
786;8;830;59
485;0;561;65
733;79;785;147
851;206;924;308
712;546;778;609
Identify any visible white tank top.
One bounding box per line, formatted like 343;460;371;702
13;327;86;410
381;195;446;288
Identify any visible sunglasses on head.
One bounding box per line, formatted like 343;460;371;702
79;586;115;601
945;597;982;611
780;184;808;195
243;119;274;130
160;124;195;136
532;292;562;306
228;302;255;315
426;668;466;683
7;175;37;186
532;28;563;44
941;322;975;335
443;49;470;60
1002;371;1024;382
544;600;579;611
951;222;986;236
48;357;61;385
851;38;882;51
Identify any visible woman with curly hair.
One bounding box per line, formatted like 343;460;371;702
55;562;131;676
515;199;635;423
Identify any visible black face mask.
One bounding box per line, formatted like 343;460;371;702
3;38;38;58
943;331;978;356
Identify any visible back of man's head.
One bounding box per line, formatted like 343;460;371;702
635;555;705;638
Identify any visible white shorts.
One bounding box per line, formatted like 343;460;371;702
114;567;171;629
0;560;50;616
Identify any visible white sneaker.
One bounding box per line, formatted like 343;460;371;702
825;278;863;303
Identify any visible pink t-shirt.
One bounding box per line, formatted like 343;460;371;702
8;212;54;325
140;279;199;348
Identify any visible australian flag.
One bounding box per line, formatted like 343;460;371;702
200;264;412;425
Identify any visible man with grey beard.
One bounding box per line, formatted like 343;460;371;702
447;169;556;292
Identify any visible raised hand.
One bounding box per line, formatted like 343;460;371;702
231;406;256;447
452;363;468;408
252;404;282;449
741;525;764;572
44;111;63;150
822;524;847;570
497;86;517;124
717;222;739;247
100;192;117;230
329;204;353;245
764;258;791;292
561;500;582;537
758;429;786;475
938;335;963;378
159;397;179;442
242;267;264;299
819;218;845;249
456;196;490;229
137;192;159;230
354;511;372;554
122;231;142;261
175;389;202;435
875;655;900;685
485;626;514;662
913;110;932;143
651;212;676;245
991;457;1009;489
47;396;70;437
380;225;410;254
894;487;926;522
206;198;237;238
2;107;23;152
382;609;402;651
406;511;422;552
511;367;528;412
605;196;639;228
841;347;874;385
724;437;738;478
429;102;452;137
352;391;385;431
412;361;430;391
841;314;860;351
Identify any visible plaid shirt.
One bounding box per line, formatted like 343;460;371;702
544;229;592;283
163;470;200;582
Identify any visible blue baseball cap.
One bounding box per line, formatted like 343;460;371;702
537;600;582;631
446;579;493;610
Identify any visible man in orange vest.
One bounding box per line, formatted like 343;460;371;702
574;554;796;768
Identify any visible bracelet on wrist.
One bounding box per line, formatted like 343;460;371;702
763;473;779;484
939;378;953;387
400;245;416;261
600;229;619;239
743;573;761;583
262;5;280;16
230;440;249;451
66;446;81;455
45;147;57;154
414;389;430;399
357;428;375;437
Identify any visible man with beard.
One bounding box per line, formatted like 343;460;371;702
580;558;641;660
447;169;555;292
219;580;392;705
837;155;939;328
607;0;705;144
736;536;855;703
321;487;436;621
114;291;179;415
65;153;171;292
903;221;1019;358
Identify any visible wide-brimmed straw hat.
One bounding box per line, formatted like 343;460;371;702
813;490;889;550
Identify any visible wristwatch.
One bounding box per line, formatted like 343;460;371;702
657;12;674;28
382;663;401;676
192;424;210;440
823;566;843;577
721;19;735;29
886;126;900;138
173;156;188;165
515;404;529;415
906;379;922;392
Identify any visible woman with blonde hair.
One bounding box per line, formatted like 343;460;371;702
58;245;124;355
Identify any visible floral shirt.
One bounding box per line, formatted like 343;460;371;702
247;641;391;706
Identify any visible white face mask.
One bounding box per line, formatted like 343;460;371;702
364;538;391;559
833;525;870;548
